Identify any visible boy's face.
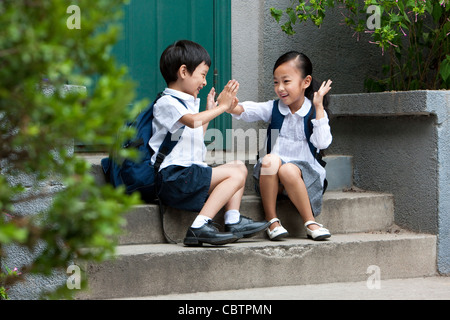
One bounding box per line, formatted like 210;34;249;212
179;61;209;98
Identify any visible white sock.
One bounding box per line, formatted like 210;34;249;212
224;209;241;225
191;215;212;228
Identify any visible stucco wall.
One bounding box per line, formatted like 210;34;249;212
232;0;387;101
328;114;438;233
329;90;449;274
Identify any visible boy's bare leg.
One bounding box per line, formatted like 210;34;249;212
224;183;245;212
184;161;245;246
199;160;247;219
259;154;282;231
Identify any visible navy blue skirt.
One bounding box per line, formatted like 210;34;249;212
157;165;212;212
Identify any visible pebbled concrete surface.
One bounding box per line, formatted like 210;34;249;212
124;276;450;300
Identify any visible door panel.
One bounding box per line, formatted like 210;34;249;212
114;0;214;109
111;0;231;149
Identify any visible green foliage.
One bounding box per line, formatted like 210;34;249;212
271;0;450;91
0;0;144;299
1;265;22;300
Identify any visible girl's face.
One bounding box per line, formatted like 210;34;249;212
273;60;311;111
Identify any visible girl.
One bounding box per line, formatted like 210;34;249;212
229;51;332;241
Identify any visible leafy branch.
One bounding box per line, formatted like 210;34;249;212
271;0;450;91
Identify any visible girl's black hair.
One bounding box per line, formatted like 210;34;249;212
273;51;330;111
160;40;212;85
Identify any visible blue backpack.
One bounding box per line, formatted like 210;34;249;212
266;99;328;193
101;93;187;203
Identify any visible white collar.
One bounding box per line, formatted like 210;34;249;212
278;97;312;117
163;88;199;106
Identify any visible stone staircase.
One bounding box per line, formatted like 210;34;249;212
78;153;437;299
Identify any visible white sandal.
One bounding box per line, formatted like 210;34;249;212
266;218;289;241
304;221;331;241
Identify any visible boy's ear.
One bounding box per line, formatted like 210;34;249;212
178;64;188;80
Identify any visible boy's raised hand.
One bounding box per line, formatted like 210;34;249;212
217;80;239;112
179;81;239;129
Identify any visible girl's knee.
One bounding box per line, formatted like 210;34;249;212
261;154;281;176
261;154;280;167
279;163;302;184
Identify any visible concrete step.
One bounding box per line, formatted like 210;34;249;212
119;276;450;300
79;231;436;299
119;191;394;245
84;153;353;194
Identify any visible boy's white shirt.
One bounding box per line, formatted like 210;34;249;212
232;98;332;184
149;88;208;170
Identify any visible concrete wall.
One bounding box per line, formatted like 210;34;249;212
231;0;387;100
329;114;438;233
231;0;265;134
325;91;449;274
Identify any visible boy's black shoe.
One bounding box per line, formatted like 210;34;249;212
184;220;239;246
224;216;271;238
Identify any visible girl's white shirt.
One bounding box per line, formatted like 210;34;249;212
232;97;332;184
149;88;208;170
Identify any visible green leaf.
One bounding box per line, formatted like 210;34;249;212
431;1;443;23
440;55;450;82
286;7;297;25
270;8;283;23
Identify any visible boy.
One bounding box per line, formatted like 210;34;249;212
151;40;269;246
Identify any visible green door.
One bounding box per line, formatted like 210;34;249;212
113;0;231;149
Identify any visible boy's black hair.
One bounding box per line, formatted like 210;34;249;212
160;40;212;86
273;51;330;111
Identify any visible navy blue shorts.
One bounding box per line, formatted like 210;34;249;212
157;165;212;212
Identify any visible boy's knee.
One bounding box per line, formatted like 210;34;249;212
228;160;247;185
230;160;247;176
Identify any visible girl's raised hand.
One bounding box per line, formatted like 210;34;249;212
217;79;240;111
313;79;332;109
206;87;217;110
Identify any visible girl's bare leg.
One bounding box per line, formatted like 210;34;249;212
278;163;319;231
259;154;282;231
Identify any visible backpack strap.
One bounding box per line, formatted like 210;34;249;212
153;95;187;173
303;106;327;169
152;94;188;245
303;104;317;159
266;100;284;155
